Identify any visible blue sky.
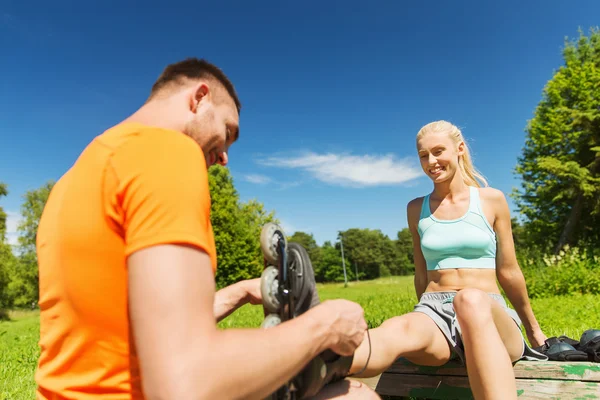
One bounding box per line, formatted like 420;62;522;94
1;0;599;246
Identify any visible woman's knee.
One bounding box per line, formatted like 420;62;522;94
453;289;492;322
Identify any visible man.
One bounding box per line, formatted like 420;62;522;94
35;58;379;400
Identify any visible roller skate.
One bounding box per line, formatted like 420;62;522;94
259;223;354;400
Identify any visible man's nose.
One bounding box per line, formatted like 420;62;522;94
218;151;228;166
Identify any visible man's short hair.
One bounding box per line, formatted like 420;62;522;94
149;58;241;113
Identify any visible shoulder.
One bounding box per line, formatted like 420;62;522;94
120;125;202;157
407;196;426;226
407;196;425;212
477;187;510;214
478;186;506;202
110;124;207;176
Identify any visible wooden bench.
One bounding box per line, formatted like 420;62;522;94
356;358;600;399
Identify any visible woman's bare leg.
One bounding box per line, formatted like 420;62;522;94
453;289;524;400
349;312;452;378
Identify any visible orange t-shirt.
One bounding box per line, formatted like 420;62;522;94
35;122;217;399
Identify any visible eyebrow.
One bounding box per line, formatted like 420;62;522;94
227;122;240;143
421;145;444;152
418;145;444;155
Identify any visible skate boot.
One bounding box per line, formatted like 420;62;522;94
259;223;354;400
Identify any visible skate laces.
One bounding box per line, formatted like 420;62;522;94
348;329;371;377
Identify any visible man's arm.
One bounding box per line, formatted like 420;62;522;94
128;244;366;400
490;190;546;348
115;131;366;399
407;198;428;300
213;278;261;322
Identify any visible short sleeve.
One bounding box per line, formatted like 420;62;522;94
106;129;215;260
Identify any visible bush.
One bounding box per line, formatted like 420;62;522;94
0;242;17;313
521;245;600;298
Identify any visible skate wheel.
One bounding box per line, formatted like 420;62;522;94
260;222;286;265
261;266;281;313
261;313;282;329
287;242;320;317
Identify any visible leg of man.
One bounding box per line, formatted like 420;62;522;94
453;289;524;400
308;378;380;399
348;312;452;378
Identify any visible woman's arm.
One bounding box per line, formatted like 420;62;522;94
407;198;429;300
488;189;547;347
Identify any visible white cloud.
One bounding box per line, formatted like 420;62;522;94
275;181;302;191
258;152;422;187
243;174;272;185
5;211;21;246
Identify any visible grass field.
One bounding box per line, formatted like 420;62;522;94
2;276;600;399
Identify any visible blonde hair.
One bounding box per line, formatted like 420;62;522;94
416;120;488;188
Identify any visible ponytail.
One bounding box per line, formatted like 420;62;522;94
458;142;488;188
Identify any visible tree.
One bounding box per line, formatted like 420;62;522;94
208;166;278;288
239;198;278;281
511;217;526;250
337;228;401;280
0;182;8;242
0;182;14;316
513;27;600;252
288;231;322;273
288;231;318;254
17;181;54;252
318;241;352;283
9;181;55;307
0;243;16;318
395;228;415;275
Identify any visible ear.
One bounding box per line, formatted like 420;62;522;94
457;141;466;156
189;83;210;113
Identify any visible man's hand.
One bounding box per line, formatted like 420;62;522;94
308;299;368;356
128;244;367;400
240;278;262;305
213;277;262;321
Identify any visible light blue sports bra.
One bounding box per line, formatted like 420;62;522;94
417;186;497;271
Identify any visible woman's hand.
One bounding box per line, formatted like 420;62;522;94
527;328;547;348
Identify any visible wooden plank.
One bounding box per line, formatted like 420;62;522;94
375;373;600;399
376;374;474;399
513;362;600;382
386;358;600;382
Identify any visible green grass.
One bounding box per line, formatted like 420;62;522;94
2;276;600;399
218;276;419;330
1;310;41;400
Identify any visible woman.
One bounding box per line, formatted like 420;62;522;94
348;120;547;400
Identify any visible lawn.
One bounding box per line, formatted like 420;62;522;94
2;276;600;399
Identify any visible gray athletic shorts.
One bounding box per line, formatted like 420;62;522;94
413;292;547;364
